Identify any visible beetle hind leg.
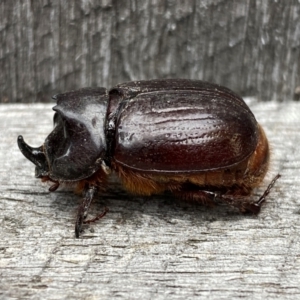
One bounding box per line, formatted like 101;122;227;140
174;187;260;213
172;183;217;208
219;174;281;214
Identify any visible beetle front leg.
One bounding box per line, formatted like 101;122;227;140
75;184;97;238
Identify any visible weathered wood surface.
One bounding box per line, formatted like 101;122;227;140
1;1;299;103
0;100;299;299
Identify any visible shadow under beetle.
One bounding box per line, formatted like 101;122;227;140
17;79;280;238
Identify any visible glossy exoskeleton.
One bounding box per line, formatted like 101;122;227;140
18;79;280;237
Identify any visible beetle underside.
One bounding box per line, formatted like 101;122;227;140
71;163;280;238
70;121;277;238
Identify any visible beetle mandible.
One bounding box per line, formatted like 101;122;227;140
17;79;280;237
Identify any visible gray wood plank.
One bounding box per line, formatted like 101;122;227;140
0;101;299;299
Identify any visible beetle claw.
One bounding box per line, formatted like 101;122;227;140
75;209;84;238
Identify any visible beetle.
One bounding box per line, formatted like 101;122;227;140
17;79;280;238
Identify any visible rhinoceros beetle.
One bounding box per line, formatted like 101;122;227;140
18;79;280;238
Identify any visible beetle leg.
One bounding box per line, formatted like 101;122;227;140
241;173;281;214
220;174;281;214
253;174;281;208
218;194;257;213
83;207;109;224
173;188;217;207
75;184;97;238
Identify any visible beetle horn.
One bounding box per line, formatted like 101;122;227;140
17;135;46;168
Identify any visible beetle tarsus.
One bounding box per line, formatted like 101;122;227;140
83;207;109;224
75;185;97;238
220;174;281;214
244;174;281;214
255;173;281;208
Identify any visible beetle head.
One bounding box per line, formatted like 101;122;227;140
18;88;109;182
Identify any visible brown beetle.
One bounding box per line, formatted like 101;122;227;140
17;79;280;237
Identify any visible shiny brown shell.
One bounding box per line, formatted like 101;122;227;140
110;80;258;173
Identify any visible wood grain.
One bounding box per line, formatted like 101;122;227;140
0;101;298;299
1;1;299;103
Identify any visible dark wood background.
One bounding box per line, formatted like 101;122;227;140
1;0;299;103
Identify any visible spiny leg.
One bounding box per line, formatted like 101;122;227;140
244;173;281;213
83;207;109;224
75;184;97;238
220;174;281;214
172;174;280;213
